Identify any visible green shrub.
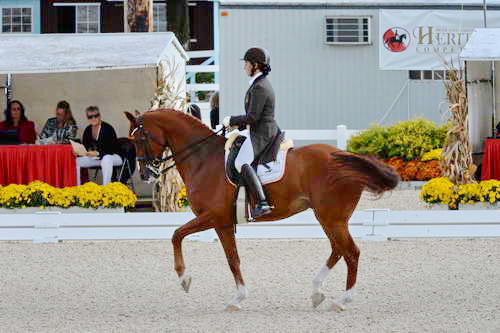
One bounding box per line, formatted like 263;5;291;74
195;72;214;101
347;118;448;161
347;124;389;157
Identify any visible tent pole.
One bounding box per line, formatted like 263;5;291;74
483;0;488;28
492;62;496;136
6;74;12;106
483;0;495;135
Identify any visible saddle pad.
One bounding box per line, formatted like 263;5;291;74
225;149;289;187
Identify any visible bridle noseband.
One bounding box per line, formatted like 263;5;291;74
132;115;224;178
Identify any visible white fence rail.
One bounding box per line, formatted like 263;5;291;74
212;125;363;150
185;65;219;73
187;50;215;58
186;83;219;92
284;125;362;150
1;209;499;243
186;50;219;95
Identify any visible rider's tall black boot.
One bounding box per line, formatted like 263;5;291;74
240;164;273;218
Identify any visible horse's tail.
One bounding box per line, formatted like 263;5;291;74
328;151;400;195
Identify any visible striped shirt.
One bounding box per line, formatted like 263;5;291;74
39;117;78;144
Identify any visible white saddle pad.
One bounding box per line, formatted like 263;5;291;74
225;149;289;186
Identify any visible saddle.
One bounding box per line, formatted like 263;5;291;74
225;132;293;223
225;131;291;185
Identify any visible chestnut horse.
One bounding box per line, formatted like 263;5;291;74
125;109;399;311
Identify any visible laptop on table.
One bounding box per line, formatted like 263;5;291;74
0;129;20;145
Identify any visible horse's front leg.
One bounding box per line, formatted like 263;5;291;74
172;213;214;293
216;224;248;311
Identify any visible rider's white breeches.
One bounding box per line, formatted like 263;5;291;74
235;132;254;173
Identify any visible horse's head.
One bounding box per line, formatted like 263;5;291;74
125;111;167;182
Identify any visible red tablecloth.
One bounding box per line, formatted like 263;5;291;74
0;144;76;187
482;138;500;181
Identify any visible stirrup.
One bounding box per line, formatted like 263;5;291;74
252;201;273;219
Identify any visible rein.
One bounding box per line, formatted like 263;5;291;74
134;116;225;177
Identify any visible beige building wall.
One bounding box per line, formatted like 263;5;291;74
10;68;159;138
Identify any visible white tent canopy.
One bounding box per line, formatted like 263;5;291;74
220;0;500;5
460;28;500;61
0;32;189;74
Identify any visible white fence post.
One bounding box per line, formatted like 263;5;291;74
361;209;389;242
34;211;61;243
337;125;348;150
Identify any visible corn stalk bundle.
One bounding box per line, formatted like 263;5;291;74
150;59;187;212
440;68;476;185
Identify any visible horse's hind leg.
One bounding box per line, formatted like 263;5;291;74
172;213;214;293
312;221;360;311
329;225;360;311
311;237;342;308
215;225;248;311
311;187;361;311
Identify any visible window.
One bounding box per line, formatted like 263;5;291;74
325;16;370;45
154;3;167;32
76;5;100;33
1;7;32;33
409;70;461;81
53;3;100;33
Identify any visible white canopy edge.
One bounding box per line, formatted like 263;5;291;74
219;0;500;6
0;32;189;75
461;28;500;61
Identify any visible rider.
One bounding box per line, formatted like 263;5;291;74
222;47;278;218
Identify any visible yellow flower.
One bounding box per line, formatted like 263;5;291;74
421;149;443;161
0;181;136;209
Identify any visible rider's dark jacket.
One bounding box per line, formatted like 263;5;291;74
229;75;279;164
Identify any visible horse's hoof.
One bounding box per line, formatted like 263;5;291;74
331;301;346;312
343;289;354;304
225;304;241;312
180;275;192;293
311;292;326;308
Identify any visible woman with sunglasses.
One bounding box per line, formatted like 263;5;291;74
76;106;122;185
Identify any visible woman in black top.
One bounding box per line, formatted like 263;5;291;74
209;91;219;129
76;106;123;185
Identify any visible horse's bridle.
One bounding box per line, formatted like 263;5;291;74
132;115;224;178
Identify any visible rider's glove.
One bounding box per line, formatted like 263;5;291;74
222;116;231;128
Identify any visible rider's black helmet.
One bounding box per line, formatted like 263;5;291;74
242;47;270;66
242;47;271;75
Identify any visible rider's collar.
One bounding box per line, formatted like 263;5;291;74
249;72;263;86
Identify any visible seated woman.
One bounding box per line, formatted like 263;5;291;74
0;100;36;144
76;106;123;185
39;101;78;144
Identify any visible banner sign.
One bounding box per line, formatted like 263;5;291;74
379;9;500;70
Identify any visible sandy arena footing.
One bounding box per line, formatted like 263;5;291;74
0;238;498;332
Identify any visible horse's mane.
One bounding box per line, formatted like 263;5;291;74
145;108;226;142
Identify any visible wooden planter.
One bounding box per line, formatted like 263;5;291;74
459;203;499;210
0;207;125;214
425;204;451;210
